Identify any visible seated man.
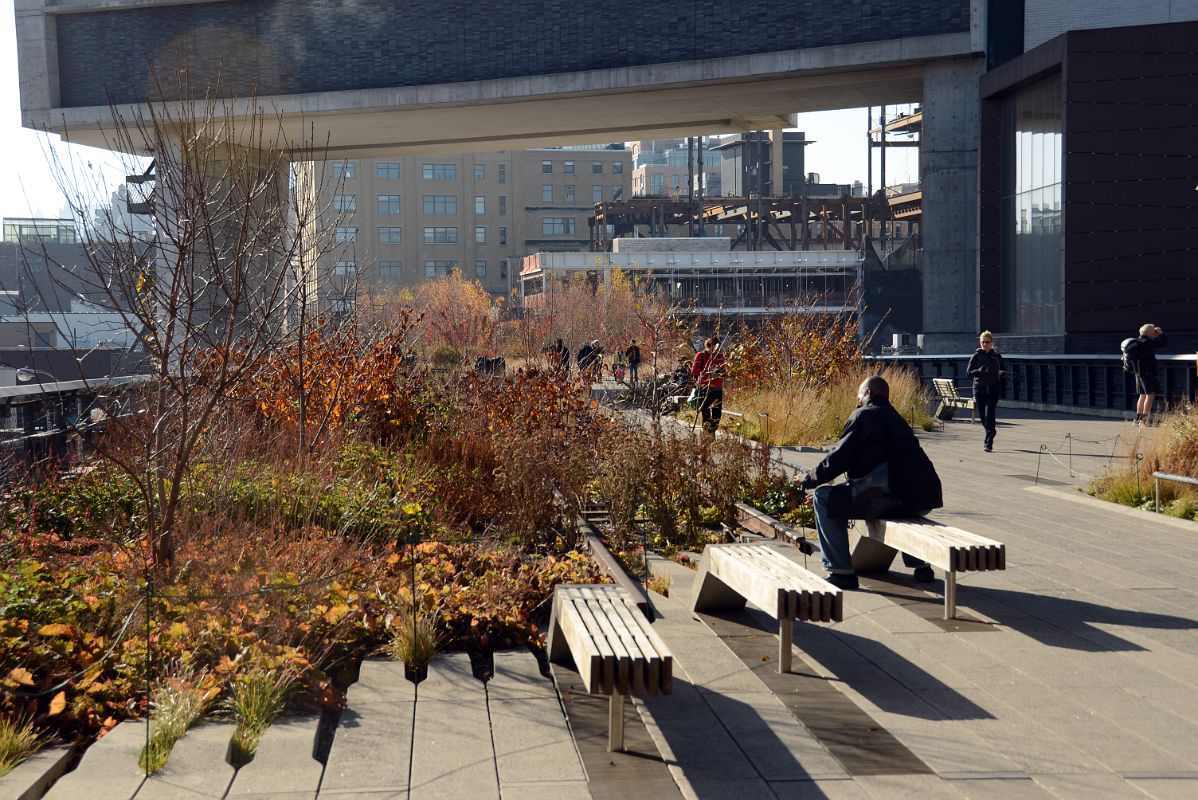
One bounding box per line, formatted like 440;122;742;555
799;375;943;590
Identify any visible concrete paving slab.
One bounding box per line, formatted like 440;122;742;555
1032;772;1150;799
854;773;967;798
1125;778;1198;800
135;721;236;799
226;716;322;797
947;776;1052;799
703;690;847;780
408;653;497;799
43;719;146;800
320;660;414;794
499;780;591;799
768;779;868;799
488;650;556;701
490;697;585;785
0;745;73;800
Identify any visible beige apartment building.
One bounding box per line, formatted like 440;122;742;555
317;147;632;303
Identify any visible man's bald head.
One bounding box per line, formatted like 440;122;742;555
857;375;890;405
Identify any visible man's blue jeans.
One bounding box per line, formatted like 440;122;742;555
812;484;929;574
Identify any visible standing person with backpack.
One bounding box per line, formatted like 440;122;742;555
1125;324;1168;425
966;331;1005;452
625;340;642;383
691;337;726;434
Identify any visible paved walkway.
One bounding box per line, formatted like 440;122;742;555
9;409;1198;799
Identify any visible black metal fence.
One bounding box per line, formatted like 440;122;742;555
876;354;1198;415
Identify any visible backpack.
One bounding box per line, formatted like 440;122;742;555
1120;338;1140;373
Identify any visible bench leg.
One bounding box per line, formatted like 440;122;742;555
608;692;625;752
779;618;793;674
944;571;957;620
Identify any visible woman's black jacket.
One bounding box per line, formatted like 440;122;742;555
967;348;1005;393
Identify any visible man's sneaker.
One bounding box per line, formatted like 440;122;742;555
912;565;935;583
825;573;859;591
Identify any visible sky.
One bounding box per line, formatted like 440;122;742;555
0;0;919;221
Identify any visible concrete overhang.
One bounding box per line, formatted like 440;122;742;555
18;15;977;157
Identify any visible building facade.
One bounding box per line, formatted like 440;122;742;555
316;147;632;303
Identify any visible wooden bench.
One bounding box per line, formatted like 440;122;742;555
691;544;842;674
851;518;1005;619
548;584;673;752
931;378;976;422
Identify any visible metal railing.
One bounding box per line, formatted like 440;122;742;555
1154;471;1198;513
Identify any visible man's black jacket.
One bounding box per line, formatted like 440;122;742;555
801;396;943;515
1132;332;1168;374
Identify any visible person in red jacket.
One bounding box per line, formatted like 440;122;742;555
691;337;726;433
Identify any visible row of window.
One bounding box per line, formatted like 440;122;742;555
333;260;489;278
541;160;623;175
332;162;507;183
333;195;510;215
332;226;511;245
541;185;622;203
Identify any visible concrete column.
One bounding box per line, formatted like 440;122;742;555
920;56;986;354
15;0;60;114
769;129;784;196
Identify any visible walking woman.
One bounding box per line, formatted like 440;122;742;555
967;331;1005;452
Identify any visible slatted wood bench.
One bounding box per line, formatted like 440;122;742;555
691;544;842;674
548;584;673;752
931;378;976;422
852;518;1005;619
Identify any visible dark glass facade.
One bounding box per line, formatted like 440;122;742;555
1000;75;1063;333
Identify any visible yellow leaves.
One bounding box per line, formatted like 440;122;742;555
325;604;351;624
48;690;67;716
5;667;34;687
38;623;78;637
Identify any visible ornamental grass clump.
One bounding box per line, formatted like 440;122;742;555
388;612;443;683
224;667;295;767
1091;405;1198;510
0;715;45;777
139;674;214;774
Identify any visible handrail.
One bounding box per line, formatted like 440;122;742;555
1153;471;1198;512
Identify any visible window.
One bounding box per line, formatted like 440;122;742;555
672;175;681;190
563;185;575;203
378;226;402;244
498;196;506;215
541;160;553;173
474;259;487;277
424;260;457;277
423;195;457;214
592;161;603;174
499;226;507;246
377;195;401;214
333;194;356;213
423;226;458;244
474;164;485;181
498;164;506;184
592;185;603;203
379;260;403;279
422;163;456;180
650;173;665;194
612;161;623;174
612;185;622;200
564;160;575;174
542;217;575;235
474;226;486;243
474;196;485;215
334;226;357;243
332;161;356;179
334;260;357;276
376;162;400;180
542;184;553;203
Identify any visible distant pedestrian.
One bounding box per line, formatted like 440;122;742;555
577;339;598;379
966;330;1005;452
551;338;571;376
1127;324;1168;425
691;337;726;433
625;340;642;383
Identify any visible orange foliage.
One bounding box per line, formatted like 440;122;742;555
727;309;868;391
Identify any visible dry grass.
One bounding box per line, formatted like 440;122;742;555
723;366;933;446
0;715;45;778
1091;405;1198;511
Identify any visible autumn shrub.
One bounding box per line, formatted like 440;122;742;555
3;464;143;549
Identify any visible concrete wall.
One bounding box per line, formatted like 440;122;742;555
1024;0;1198;50
47;0;972;107
919;56;985;354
